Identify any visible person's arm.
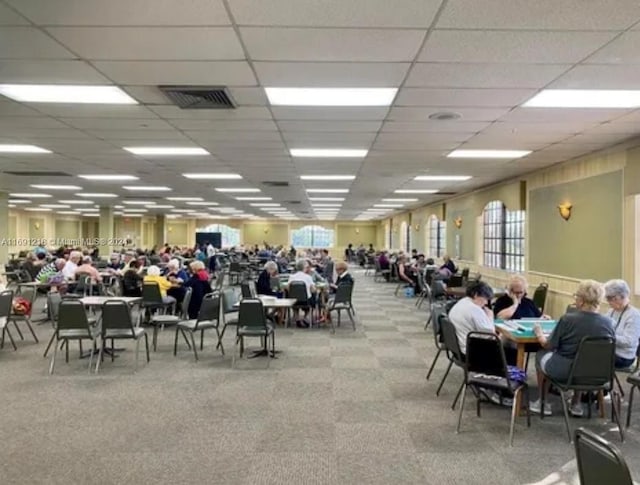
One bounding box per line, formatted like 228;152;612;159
496;293;520;320
398;264;413;284
534;317;563;350
617;312;640;350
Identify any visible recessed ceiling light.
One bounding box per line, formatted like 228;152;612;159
414;175;473;181
8;199;30;204
82;213;100;217
394;189;439;194
0;84;137;104
291;149;367;158
186;201;219;206
182;173;242;179
9;193;51;198
166;197;203;201
215;188;260;193
122;209;147;213
58;200;94;205
308;197;345;202
75;193;118;198
75;207;99;212
78;174;139;181
382;198;418;202
24;207;52;212
56;211;81;215
300;175;356;181
29;184;81;190
124;147;209;156
147;204;174;209
123;200;153;205
40;204;70;209
523;89;640;108
0;144;51;153
123;186;171;191
171;209;196;213
235;197;272;201
374;204;403;208
113;205;124;209
311;203;342;207
265;87;397;107
306;189;349;193
447;150;530;159
250;203;281;207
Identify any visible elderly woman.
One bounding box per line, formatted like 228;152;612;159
493;275;543;320
165;259;188;305
530;280;615;417
604;279;640;369
183;260;212;319
143;265;177;306
257;260;279;296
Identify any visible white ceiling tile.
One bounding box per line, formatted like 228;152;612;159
437;0;640;30
283;131;376;145
121;86;171;105
561;132;635;145
499;107;633;123
0;3;29;25
419;30;616;63
47;27;244;61
372;138;462;151
149;106;272;120
380;120;491;133
406;63;570;88
550;65;640;89
458;135;551;151
580;121;640;135
32;104;158;119
585;32;640;64
278;121;382;132
0;60;110;83
169;119;277;131
375;132;472;144
229;0;440;27
254;62;410;87
387;106;509;122
0;116;69;129
62;117;171;130
395;88;535;107
0;27;76;59
95;131;190;141
227;87;268;106
185;130;282;142
0;99;40;117
92;61;257;85
271;107;389;121
2;128;93;140
240;27;425;62
7;0;231;26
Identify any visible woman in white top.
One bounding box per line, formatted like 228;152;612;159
603;279;640;369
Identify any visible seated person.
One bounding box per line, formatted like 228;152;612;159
603;279;640;369
106;253;122;271
183;261;212;319
288;259;316;327
378;251;391;281
122;260;143;297
74;256;102;283
165;259;188;304
330;260;353;291
440;254;457;275
143;265;176;305
257;261;279;296
493;275;542;320
397;255;417;289
530;280;615;417
448;281;496;357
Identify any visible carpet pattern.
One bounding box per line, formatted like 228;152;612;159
1;269;639;485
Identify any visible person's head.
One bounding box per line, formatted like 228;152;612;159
574;280;604;312
466;281;494;307
264;260;278;276
124;252;134;262
336;261;348;274
129;260;140;270
295;259;308;273
147;265;161;277
110;253;120;262
69;251;82;263
508;275;528;298
54;258;66;270
411;249;417;255
442;254;450;263
36;252;46;261
426;257;434;265
603;279;631;311
190;260;205;272
168;259;180;271
416;254;425;262
81;256;92;265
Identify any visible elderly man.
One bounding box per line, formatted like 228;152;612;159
61;251;82;280
288;259;316;328
493;275;543;320
331;261;353;290
36;258;66;283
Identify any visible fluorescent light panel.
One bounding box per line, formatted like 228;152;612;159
235;197;272;201
447;150;530;159
123;186;171;191
306;189;349;193
24;207;51;212
40;204;70;208
300;175;356;181
394;189;438;194
0;84;137;104
215;188;260;193
374;204;403;208
8;199;30;204
308;197;345;202
124;147;209;156
30;184;81;190
75;193;117;198
523;89;640;108
166;197;203;201
250;203;281;207
291;149;367;158
186;201;219;206
265;87;397;107
382;198;418;202
9;193;51;198
58;200;93;205
182;173;241;179
123;200;153;205
311;203;342;207
0;144;51;153
79;174;138;181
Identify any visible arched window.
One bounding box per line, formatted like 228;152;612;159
482;201;525;272
197;224;240;248
291;225;334;248
428;215;446;257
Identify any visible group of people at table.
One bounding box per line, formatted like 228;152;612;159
446;275;640;416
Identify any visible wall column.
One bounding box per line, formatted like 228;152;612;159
98;206;114;257
0;192;8;266
155;215;167;249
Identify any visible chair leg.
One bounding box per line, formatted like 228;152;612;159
173;327;179;356
232;336;239;368
452;380;465;410
43;332;56;357
611;391;624;442
65;338;69;363
181;329;192;349
190;332;198;361
152;326;158;352
436;360;453;396
87;340;95;375
426;349;442;380
627;384;636;428
525;387;531;428
424;312;432;330
456;383;467;433
135;338;140;371
614;373;625;398
200;329;204;351
509;388;520;447
540;378;548;421
4;327;17;351
348;309;355;330
215;327;224;355
24;317;38;343
558;390;573;443
144;333;150;363
96;338;104;373
12;320;24;340
49;337;58;374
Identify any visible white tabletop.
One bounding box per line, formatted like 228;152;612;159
233;297;297;309
79;296;142;306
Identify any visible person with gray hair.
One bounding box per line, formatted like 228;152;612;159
257;260;279;296
493;275;544;320
61;250;82;279
604;279;640;369
288;259;316;327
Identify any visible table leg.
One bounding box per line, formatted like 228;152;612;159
515;343;526;416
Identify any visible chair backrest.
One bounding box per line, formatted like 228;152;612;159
466;331;511;385
0;289;14;319
240;280;257;299
238;298;267;329
424;268;436;286
374;258;382;272
532;283;549;312
566;304;579;314
448;275;463;287
195;292;221;329
142;282;163;304
222;288;239;314
75;273;92;293
431;279;447;299
47;292;62;323
324;260;335;283
101;300;135;332
574;428;633;485
440;316;465;366
229;261;242;273
567;336;616;388
57;300;91;332
269;276;281;292
180;287;193;319
334;283;353;304
461;268;470;281
288;280;308;303
430;303;447;346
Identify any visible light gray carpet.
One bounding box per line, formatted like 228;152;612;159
1;269;639;485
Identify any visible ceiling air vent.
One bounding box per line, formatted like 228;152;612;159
159;86;236;109
262;181;289;187
285;200;302;204
3;170;72;177
428;111;461;121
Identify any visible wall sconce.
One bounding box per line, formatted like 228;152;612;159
168;226;173;232
558;203;572;221
263;227;269;234
454;216;463;229
34;222;40;230
355;228;360;234
414;224;420;231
